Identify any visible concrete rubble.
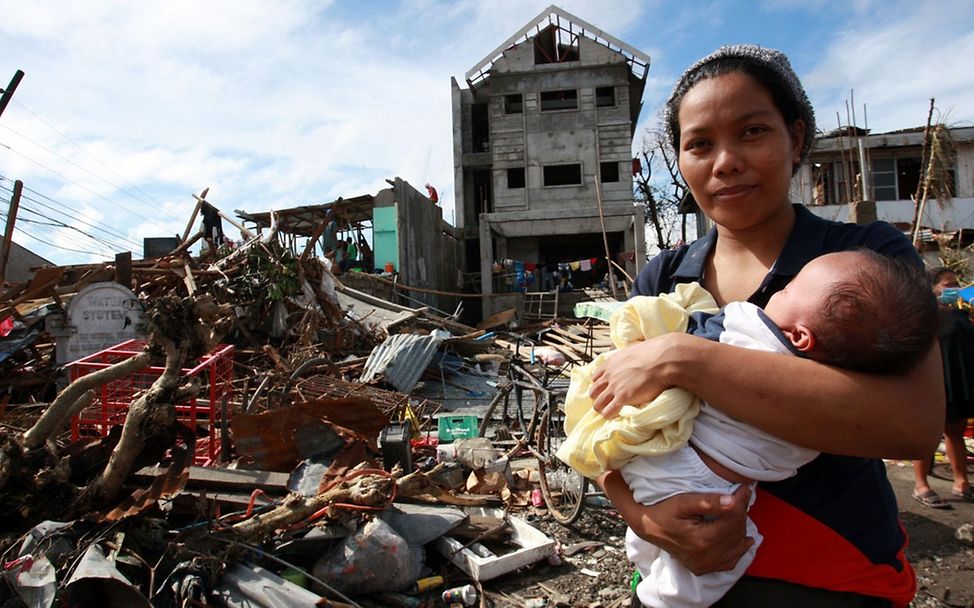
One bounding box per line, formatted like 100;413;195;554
0;200;621;608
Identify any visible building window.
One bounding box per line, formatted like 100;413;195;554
894;157;922;201
600;162;619;183
507;167;525;189
504;94;523;114
543;164;582;187
871;157;897;201
596;87;615;107
471;103;489;152
540;89;578;112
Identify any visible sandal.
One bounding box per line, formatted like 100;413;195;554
912;489;951;509
951;487;974;502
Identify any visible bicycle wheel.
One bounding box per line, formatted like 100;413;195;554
536;407;587;525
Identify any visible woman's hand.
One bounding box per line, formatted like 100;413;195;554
599;470;754;575
590;333;698;419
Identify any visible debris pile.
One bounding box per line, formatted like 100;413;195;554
0;203;623;607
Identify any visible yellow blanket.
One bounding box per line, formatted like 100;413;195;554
556;282;719;479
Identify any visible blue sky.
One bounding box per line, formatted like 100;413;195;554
1;0;972;266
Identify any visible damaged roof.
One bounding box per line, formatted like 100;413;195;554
464;4;651;86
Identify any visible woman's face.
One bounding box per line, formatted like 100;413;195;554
677;71;804;232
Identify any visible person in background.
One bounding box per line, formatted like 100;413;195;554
333;240;346;274
425;183;439;204
912;267;974;508
341;236;358;272
592;44;943;607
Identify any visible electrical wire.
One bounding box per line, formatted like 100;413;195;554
7;213;116;258
0;142;179;236
0;121;175;219
9;224;111;258
0;178;142;250
9;98;184;223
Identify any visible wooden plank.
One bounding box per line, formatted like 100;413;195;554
135;464;290;492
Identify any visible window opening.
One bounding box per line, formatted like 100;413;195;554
596;87;615;107
533;24;580;65
543;164;582;186
471;103;489;152
507;167;526;189
600;162;619;183
540;90;578;112
504;94;523;114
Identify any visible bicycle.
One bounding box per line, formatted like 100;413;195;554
477;333;589;525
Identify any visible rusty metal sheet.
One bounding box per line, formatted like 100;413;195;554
96;424;194;523
232;398;388;472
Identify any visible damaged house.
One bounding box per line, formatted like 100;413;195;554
451;5;650;316
796;124;974;265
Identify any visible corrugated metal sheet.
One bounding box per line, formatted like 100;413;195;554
360;329;450;393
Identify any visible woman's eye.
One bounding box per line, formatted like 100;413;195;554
686;139;710;151
743;125;768;137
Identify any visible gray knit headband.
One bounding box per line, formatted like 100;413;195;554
663;44;816;166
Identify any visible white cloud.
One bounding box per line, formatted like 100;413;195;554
804;1;974;132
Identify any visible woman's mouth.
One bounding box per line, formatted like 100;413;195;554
713;185;754;199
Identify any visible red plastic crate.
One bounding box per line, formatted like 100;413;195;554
69;339;234;466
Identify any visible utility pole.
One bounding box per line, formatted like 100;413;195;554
0;70;25;119
0;71;26;286
0;180;23;286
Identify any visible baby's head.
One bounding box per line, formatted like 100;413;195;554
764;250;938;374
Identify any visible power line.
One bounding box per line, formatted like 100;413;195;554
1;218;112;258
0;121;171;215
9;97;181;221
16;206;131;253
0;206;118;257
0;142;179;235
0;177;142;250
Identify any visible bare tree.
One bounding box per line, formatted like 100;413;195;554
634;129;687;251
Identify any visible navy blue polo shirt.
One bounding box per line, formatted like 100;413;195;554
631;205;921;604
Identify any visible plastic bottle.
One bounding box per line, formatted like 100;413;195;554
441;584;477;605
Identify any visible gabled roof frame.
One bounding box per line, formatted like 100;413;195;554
464;4;650;87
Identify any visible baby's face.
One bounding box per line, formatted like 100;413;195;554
764;254;848;331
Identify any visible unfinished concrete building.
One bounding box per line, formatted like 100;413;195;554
452;5;650;314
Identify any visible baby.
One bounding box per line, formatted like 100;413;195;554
557;249;938;608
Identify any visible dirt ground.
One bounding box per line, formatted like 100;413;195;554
485;460;974;608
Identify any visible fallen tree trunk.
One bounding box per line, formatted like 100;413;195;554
81;342;189;504
22;352;152;450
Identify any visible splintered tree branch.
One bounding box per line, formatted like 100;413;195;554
21;351;152;450
232;473;394;541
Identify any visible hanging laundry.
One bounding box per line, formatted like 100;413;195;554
580;259;592;271
570;261;581;271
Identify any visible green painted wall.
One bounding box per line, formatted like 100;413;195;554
373;206;399;272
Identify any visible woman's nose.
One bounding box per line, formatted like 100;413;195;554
713;144;744;176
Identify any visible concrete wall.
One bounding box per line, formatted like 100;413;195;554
487;61;634;214
377;178;462;313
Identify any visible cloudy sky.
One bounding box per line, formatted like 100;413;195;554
1;0;972;266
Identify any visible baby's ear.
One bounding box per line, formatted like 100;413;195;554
785;324;816;353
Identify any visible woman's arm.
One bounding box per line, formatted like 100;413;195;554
590;332;944;459
598;471;754;575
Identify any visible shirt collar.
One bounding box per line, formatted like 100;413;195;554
669;205;829;284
